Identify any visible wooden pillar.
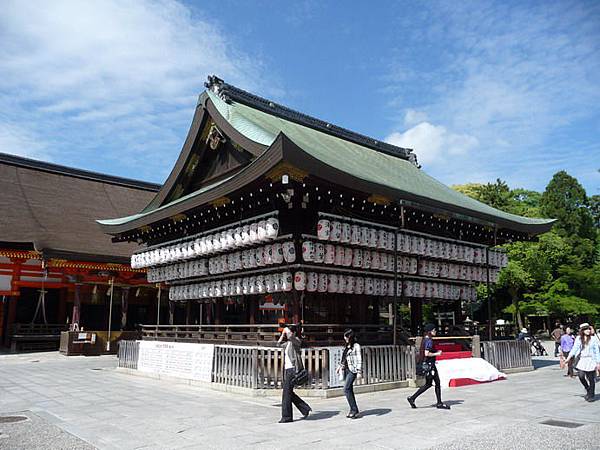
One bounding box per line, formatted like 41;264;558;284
0;298;4;341
206;302;213;325
214;300;223;325
72;284;82;330
120;287;129;330
5;295;18;346
58;288;68;325
247;297;256;325
292;292;301;325
168;300;175;325
410;298;422;336
185;300;192;325
371;296;380;324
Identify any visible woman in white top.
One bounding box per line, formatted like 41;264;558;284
277;324;311;422
337;329;362;418
566;323;600;402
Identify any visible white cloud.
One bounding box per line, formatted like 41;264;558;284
386;122;478;166
0;123;49;160
403;109;428;126
384;1;600;191
0;0;276;181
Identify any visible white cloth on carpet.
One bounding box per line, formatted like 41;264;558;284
435;357;506;388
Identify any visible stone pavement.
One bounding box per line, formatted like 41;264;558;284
0;351;598;450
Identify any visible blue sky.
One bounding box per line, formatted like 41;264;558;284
1;0;599;195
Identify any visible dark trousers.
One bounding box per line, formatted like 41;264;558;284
344;370;358;414
578;370;596;398
554;342;561;357
563;351;574;376
410;365;442;404
281;368;310;421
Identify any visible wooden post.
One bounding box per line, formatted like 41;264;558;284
185;300;192;325
486;247;492;341
71;284;81;330
168;300;175;325
393;228;399;345
156;284;161;326
106;278;115;352
215;300;223;325
410;298;422;336
6;295;18;346
472;335;481;358
120;287;129;330
58;287;68;325
248;296;256;325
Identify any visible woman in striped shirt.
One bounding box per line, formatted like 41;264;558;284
338;329;362;419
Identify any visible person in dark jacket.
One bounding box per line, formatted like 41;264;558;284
407;324;450;410
278;324;311;423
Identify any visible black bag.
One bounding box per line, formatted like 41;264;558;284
292;368;308;386
416;360;433;377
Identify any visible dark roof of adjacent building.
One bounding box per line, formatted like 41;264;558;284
0;153;160;262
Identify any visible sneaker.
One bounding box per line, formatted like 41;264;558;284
407;396;416;409
348;412;359;419
302;407;312;418
278;418;293;423
436;403;451;410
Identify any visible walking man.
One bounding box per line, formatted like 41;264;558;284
551;322;563;357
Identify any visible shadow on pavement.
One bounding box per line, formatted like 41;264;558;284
357;408;392;417
304;410;340;420
532;358;560;369
444;400;464;407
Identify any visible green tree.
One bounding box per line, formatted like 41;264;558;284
540;171;595;239
497;261;532;329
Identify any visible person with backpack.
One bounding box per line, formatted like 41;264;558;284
407;324;450;410
277;324;311;422
565;323;600;402
336;329;362;419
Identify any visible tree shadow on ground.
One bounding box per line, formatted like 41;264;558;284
532;358;560;369
357;408;392;417
304;410;340;420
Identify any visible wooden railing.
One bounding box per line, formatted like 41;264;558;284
141;323;407;347
481;340;532;371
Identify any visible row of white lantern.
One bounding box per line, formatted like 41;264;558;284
168;271;477;301
317;219;395;250
403;281;477;301
416;260;500;282
488;251;508;267
147;259;208;282
397;234;508;267
169;272;295;300
302;241;396;271
147;242;296;282
315;218;508;268
132;217;280;268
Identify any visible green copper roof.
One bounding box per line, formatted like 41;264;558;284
97;174;234;226
206;91;554;229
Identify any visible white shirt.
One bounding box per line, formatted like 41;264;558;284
284;341;294;370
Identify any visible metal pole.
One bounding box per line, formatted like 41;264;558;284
156;284;161;326
393;228;398;346
106;278;115;352
486;248;492;341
